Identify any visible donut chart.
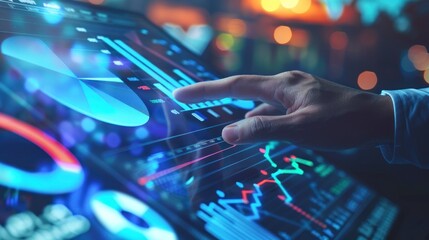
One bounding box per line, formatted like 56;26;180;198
1;36;150;127
0;113;84;194
90;191;177;240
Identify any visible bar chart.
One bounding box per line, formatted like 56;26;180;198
98;36;233;112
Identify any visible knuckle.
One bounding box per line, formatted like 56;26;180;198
249;116;271;136
229;75;257;95
230;75;246;84
228;75;244;94
277;70;313;85
289;70;312;80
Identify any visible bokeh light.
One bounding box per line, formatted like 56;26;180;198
408;45;426;59
24;77;40;93
135;127;149;140
105;132;121;148
329;31;348;50
291;0;311;14
59;121;77;147
261;0;281;12
81;118;96;133
408;45;429;71
43;12;63;25
218;18;247;37
281;0;300;9
357;71;378;90
274;26;293;44
215;33;235;51
400;54;415;73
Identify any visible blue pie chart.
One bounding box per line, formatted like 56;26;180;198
91;191;178;240
1;36;149;127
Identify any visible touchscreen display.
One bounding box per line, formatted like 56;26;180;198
0;1;398;239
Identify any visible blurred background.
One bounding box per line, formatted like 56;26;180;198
76;0;429;237
77;0;429;93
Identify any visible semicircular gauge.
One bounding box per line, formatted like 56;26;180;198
91;191;177;240
0;113;84;194
1;36;150;127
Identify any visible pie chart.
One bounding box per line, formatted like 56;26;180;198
1;36;149;127
91;190;178;240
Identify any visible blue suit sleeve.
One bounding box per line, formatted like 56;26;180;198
380;88;429;168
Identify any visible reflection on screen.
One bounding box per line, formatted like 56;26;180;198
0;1;397;240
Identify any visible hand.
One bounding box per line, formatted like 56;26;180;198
173;71;394;150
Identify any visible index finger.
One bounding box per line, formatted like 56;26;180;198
173;75;276;103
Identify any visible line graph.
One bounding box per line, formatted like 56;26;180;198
258;142;315;203
220;154;319;220
272;155;314;203
193;140;398;239
197;142;331;239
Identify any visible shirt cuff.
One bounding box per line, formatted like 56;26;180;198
379;90;406;164
379;88;429;168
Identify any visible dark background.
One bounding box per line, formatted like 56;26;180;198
78;0;429;237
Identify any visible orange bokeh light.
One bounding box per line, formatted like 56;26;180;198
408;45;427;59
274;26;292;44
357;71;378;90
242;0;359;25
147;3;207;29
217;18;247;37
261;0;281;12
291;0;311;14
408;45;429;71
281;0;299;9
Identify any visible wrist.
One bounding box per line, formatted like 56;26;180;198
374;94;394;144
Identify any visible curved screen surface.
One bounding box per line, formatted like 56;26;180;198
0;1;397;240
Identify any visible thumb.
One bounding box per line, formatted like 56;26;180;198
222;115;294;144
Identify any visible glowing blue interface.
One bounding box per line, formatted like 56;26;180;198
0;1;398;239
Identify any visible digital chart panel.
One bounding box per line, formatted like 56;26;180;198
109;126;398;239
0;1;399;240
195;142;398;239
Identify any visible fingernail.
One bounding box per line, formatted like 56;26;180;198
223;124;239;143
172;89;181;98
